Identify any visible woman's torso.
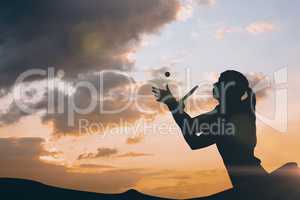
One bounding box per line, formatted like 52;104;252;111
208;106;267;186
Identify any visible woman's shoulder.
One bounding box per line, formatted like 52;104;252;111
195;105;221;120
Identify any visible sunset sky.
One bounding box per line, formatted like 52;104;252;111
1;0;300;199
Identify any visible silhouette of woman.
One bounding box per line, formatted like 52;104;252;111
152;70;267;188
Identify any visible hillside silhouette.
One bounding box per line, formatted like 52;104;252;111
0;178;169;200
1;162;300;200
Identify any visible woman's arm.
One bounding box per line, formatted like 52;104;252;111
152;85;216;150
166;98;216;150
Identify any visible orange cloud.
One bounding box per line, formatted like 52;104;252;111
126;134;144;145
117;152;154;158
215;27;242;40
79;164;115;169
215;21;278;39
246;21;278;34
0;137;143;193
135;169;231;199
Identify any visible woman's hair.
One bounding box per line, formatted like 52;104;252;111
219;70;256;114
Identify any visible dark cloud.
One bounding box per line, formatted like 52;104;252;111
0;137;143;193
0;0;180;87
41;83;157;136
0;71;159;135
40;72;142;135
0;0;180;135
0;137;47;159
0;101;30;126
78;147;118;160
38;67;176;136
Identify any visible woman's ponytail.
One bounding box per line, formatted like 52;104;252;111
245;87;256;113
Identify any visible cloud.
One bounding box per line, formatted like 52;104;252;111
166;175;190;180
0;70;165;135
79;164;115;169
176;2;194;21
77;148;154;159
0;69;172;139
0;1;181;135
38;65;178;135
176;0;216;21
215;27;241;40
126;134;144;145
195;0;216;6
0;137;143;193
138;169;230;199
149;66;172;79
247;72;271;99
42;84;161;136
0;0;180;88
215;21;278;39
0;137;47;159
246;21;277;35
77;148;118;160
117;152;154;158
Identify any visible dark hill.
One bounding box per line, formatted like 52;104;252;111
1;163;300;200
0;178;170;200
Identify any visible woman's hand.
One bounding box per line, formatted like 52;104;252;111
152;85;185;112
153;85;186;114
152;85;174;103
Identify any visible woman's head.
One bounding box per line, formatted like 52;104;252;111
213;70;256;112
